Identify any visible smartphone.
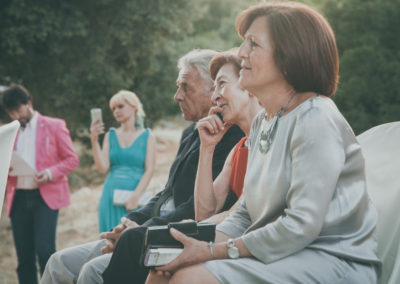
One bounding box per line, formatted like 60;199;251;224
90;108;103;124
144;248;183;267
216;112;224;123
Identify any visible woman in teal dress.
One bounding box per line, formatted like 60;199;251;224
90;90;156;232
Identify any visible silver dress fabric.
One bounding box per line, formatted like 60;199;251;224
205;97;380;283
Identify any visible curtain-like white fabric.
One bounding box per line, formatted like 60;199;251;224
357;122;400;284
0;120;20;218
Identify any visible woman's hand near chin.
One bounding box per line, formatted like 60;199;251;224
197;106;231;149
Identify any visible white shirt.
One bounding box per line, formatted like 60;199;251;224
15;111;38;189
159;196;175;216
159;125;197;216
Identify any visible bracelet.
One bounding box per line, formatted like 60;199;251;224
208;241;215;260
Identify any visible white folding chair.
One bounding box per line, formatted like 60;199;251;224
357;122;400;284
0;120;20;218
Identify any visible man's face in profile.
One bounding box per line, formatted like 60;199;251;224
174;66;212;122
6;102;34;127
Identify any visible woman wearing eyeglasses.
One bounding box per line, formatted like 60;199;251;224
146;2;380;284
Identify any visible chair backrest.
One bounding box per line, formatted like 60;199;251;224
357;122;400;284
0;120;20;218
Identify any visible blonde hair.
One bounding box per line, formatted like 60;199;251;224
109;90;145;128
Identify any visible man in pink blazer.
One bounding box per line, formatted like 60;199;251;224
2;85;79;284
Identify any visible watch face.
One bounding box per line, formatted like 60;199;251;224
227;247;240;259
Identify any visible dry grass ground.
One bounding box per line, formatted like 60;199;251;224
0;118;187;284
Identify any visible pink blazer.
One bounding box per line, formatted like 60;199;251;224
6;113;79;216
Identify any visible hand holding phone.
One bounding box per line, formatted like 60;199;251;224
90;108;104;140
90;108;103;124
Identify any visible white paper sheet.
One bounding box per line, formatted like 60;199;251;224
9;152;36;176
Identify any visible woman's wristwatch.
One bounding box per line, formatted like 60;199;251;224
226;238;240;259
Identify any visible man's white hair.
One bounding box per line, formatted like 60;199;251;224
177;49;217;90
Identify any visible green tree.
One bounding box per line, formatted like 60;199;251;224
0;0;194;136
322;0;400;134
169;0;259;54
3;0;397;137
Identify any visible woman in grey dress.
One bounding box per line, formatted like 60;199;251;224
146;2;381;283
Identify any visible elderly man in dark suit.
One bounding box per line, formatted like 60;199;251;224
41;49;243;284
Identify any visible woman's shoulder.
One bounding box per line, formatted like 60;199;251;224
293;96;343;124
144;128;153;139
136;128;152;144
305;95;336;112
107;127;117;136
106;127;117;141
292;96;355;140
139;127;151;136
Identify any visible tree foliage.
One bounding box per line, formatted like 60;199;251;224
0;0;399;137
0;0;194;137
322;0;400;134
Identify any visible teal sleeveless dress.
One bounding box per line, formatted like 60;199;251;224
98;128;149;232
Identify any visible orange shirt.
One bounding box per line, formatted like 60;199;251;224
229;137;248;198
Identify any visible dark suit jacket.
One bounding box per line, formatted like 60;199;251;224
126;123;244;227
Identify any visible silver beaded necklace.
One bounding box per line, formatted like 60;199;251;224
258;93;296;154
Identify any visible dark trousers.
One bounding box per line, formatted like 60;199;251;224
10;189;59;284
103;226;149;284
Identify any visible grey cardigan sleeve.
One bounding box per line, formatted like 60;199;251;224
216;198;252;238
241;106;347;264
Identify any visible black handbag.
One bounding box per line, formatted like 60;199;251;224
141;221;216;267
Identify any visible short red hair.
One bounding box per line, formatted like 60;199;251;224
209;52;242;81
236;2;339;96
